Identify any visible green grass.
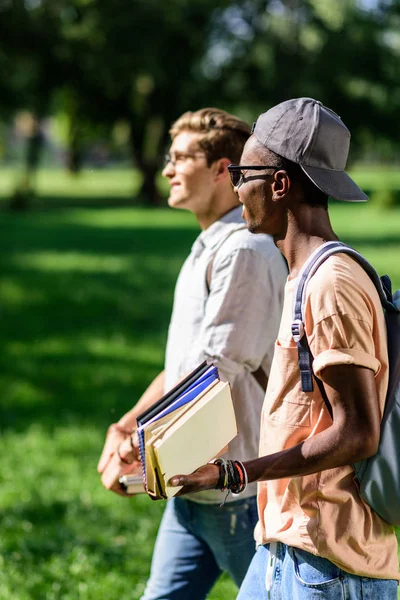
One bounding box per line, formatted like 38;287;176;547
0;198;399;598
0;205;238;599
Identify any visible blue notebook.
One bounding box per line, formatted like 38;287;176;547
143;367;218;426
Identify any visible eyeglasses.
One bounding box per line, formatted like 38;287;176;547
164;152;206;167
228;164;278;188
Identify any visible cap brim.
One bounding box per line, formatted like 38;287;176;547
301;165;368;202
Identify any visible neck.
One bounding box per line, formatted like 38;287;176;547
276;205;338;279
195;189;240;230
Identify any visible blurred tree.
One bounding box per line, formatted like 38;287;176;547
54;0;236;204
0;0;78;208
0;0;399;207
206;0;400;163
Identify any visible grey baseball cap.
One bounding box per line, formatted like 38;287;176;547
252;97;368;202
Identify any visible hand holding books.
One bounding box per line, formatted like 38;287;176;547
167;463;221;496
97;422;132;474
100;429;144;496
100;452;143;497
168;458;248;500
98;362;238;499
136;362;238;500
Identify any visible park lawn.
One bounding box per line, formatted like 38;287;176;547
0;203;399;599
0;167;141;202
0;167;170;209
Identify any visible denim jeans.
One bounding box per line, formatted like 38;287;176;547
237;543;398;600
141;495;258;600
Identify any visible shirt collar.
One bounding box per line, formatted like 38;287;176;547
198;206;245;250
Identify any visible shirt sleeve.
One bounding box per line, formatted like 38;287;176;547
305;264;382;380
183;247;284;383
310;313;381;378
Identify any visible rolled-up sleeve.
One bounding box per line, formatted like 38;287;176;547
310;313;381;378
183;247;283;383
304;262;383;380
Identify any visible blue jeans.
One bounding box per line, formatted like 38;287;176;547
237;543;398;599
141;495;258;600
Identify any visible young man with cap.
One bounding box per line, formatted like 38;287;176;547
97;108;287;599
169;98;400;598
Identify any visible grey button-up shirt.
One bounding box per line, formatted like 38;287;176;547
164;206;287;502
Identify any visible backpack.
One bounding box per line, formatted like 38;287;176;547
291;241;400;525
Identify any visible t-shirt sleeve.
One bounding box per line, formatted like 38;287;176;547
310;313;381;378
305;262;382;380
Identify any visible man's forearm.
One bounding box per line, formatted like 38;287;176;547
117;370;166;430
244;420;377;484
168;418;379;495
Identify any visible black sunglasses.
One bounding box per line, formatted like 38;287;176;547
228;164;278;188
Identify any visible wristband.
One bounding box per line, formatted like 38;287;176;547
209;458;227;490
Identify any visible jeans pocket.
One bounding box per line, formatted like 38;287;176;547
290;547;344;592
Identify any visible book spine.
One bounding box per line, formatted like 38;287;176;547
137;428;148;492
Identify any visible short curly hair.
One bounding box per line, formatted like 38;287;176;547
169;108;251;166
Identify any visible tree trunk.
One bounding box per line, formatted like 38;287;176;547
66;146;83;174
9;119;44;211
66;121;83;174
137;163;161;206
129;115;165;205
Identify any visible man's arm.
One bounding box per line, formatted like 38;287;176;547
168;364;381;493
118;370;166;430
97;370;165;474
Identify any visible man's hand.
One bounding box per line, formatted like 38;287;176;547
168;463;220;496
118;431;141;463
101;452;142;497
97;425;130;474
99;429;141;497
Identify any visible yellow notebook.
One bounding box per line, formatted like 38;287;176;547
144;379;220;498
151;381;237;498
144;402;190;496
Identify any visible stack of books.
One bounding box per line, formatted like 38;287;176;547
120;362;237;499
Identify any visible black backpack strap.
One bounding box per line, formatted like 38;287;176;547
292;241;396;404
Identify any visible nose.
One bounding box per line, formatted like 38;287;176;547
235;185;243;203
232;183;241;198
162;161;174;178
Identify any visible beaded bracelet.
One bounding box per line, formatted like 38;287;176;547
210;458;248;502
209;458;227;490
231;460;247;495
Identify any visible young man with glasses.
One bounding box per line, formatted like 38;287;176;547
97;108;287;599
167;98;400;598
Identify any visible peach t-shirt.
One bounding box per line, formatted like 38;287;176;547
255;252;399;580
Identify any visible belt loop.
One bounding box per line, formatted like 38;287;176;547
265;541;277;597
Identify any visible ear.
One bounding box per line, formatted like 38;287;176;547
271;170;291;201
212;158;231;182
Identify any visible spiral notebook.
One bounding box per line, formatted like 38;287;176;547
136;363;237;499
